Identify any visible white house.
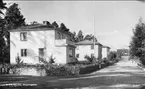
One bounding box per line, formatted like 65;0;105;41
75;40;102;61
102;46;110;58
10;24;76;64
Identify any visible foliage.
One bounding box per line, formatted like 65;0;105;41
0;63;10;74
0;0;7;63
84;54;97;63
5;3;25;29
107;51;117;61
0;2;26;63
0;58;116;75
69;31;76;42
52;21;59;28
0;0;7;15
49;55;55;64
60;23;67;31
84;34;97;42
30;21;38;25
45;65;79;76
43;21;53;27
129;18;145;65
75;30;84;42
15;54;23;64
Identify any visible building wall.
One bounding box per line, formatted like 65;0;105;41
98;45;102;60
102;47;110;58
76;45;101;61
10;30;68;64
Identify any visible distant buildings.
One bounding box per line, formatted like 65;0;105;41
117;49;129;56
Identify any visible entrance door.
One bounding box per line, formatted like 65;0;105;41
39;48;44;62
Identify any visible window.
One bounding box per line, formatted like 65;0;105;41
20;32;27;41
76;54;79;58
39;48;44;57
21;49;27;57
91;45;94;49
69;48;73;57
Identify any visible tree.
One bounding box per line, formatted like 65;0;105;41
43;21;52;27
76;30;84;42
107;51;117;61
0;0;7;15
60;23;67;31
46;21;52;27
30;21;38;25
84;34;97;42
5;3;25;29
3;3;25;63
69;31;76;42
129;18;145;65
52;21;59;28
0;0;7;63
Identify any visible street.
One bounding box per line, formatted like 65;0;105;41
1;56;145;89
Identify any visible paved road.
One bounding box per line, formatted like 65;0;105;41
1;56;145;89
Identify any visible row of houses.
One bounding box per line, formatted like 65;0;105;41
10;23;110;64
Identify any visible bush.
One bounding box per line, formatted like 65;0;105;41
0;57;117;76
49;55;55;64
15;54;23;64
0;63;10;74
84;54;97;63
45;64;79;76
108;51;117;61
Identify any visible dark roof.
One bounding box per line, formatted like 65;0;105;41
75;40;102;46
9;24;73;35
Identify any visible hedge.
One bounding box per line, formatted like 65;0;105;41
0;60;117;76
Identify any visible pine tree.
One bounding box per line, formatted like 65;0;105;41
52;21;59;28
129;18;145;65
76;30;84;42
3;3;25;63
60;23;67;31
5;3;25;29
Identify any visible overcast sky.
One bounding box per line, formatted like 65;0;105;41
5;1;145;50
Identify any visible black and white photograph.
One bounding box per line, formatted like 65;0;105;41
0;0;145;89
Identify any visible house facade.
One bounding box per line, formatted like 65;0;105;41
10;24;76;64
102;46;110;58
75;40;102;61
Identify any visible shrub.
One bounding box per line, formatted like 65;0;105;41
84;54;97;63
0;63;10;74
107;51;117;61
49;55;55;64
39;55;55;64
45;64;79;76
15;54;23;64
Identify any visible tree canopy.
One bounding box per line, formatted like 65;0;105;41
0;0;7;15
5;3;25;29
0;2;26;63
84;34;97;42
52;21;59;28
129;18;145;65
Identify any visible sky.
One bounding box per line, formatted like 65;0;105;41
5;1;145;50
